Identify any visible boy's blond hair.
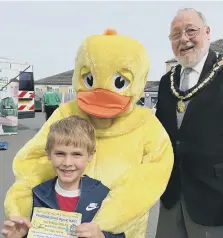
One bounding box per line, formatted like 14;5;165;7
46;115;96;154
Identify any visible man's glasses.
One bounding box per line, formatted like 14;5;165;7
169;26;201;41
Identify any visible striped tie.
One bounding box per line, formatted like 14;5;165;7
177;68;192;128
180;68;192;91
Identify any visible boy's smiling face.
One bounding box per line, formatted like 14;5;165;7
48;144;94;190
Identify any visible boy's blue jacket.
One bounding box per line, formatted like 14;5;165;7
32;175;125;238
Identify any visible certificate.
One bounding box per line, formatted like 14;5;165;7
27;207;82;238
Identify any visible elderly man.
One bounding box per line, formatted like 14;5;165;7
155;8;223;238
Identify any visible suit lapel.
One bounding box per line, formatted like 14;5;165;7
180;49;217;129
175;64;182;87
198;50;218;83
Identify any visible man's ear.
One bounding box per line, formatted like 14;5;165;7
206;26;211;39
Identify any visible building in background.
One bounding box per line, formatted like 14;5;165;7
210;39;223;54
35;70;75;110
143;81;160;108
35;70;74;95
165;58;178;72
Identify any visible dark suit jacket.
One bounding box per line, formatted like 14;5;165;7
156;49;223;226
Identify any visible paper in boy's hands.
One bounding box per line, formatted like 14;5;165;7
27;207;82;238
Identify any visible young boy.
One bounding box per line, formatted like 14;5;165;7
1;115;125;238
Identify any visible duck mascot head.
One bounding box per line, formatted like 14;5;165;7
75;28;149;122
4;29;173;238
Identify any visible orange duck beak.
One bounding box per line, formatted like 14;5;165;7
77;89;131;118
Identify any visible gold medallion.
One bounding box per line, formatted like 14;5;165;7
177;100;185;113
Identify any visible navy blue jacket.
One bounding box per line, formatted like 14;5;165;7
32;175;125;238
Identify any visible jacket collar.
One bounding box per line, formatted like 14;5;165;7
197;49;217;84
32;175;100;210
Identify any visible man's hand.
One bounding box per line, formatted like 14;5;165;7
1;216;32;238
6;116;18;126
0;116;17;126
76;222;105;238
41;104;45;113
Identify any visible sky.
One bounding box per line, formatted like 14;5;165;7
0;1;223;82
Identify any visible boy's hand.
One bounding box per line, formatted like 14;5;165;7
76;222;105;238
1;216;32;238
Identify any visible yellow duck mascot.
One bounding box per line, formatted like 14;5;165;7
5;29;173;237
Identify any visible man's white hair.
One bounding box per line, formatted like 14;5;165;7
177;8;207;25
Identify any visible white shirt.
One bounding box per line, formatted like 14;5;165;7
55;179;80;197
180;52;208;90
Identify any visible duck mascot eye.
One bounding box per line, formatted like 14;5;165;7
4;28;173;238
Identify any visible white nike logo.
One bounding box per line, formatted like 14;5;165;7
86;203;99;211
